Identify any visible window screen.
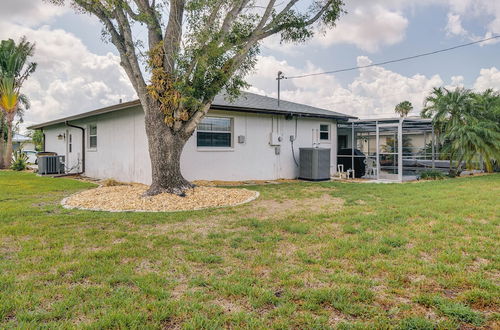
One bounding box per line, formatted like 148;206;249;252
320;124;330;140
197;117;232;147
338;135;348;151
89;124;97;149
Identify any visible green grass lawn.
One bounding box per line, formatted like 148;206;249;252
1;171;499;329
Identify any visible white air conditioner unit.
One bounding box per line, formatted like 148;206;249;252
299;148;330;181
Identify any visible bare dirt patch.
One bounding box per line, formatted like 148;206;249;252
250;193;344;219
0;237;21;260
62;184;259;212
136;192;344;238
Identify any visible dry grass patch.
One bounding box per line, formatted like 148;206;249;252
134;190;343;237
62;184;258;212
250;193;344;219
193;178;301;186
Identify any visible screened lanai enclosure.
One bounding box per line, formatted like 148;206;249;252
337;118;449;182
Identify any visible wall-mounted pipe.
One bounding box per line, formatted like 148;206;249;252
291;116;299;167
41;128;45;152
65;121;85;174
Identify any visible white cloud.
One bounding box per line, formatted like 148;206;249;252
444;0;500;45
317;5;409;52
248;55;500;119
449;75;465;87
248;55;446;118
0;22;136;129
445;13;467;36
474;67;500;91
262;3;409;54
263;0;500;54
0;0;67;26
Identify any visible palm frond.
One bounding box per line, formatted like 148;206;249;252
424;87;500;173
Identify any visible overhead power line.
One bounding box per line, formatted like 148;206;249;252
284;35;500;80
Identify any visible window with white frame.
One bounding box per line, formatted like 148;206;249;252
88;124;97;149
197;117;232;148
319;124;330;141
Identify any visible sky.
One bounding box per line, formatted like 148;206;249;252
0;0;499;131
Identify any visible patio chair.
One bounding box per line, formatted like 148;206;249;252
364;158;377;177
337;164;347;179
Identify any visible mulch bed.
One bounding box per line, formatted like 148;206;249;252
61;184;259;212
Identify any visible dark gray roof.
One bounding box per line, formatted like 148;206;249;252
28;91;355;129
211;91;355;119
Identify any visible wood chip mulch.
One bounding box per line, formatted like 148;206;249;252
62;184;259;212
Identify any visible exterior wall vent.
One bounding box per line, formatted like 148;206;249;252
299;148;331;181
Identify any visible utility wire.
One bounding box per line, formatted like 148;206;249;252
285;35;500;80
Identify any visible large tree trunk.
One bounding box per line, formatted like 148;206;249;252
0;115;5;168
143;99;194;196
0;137;4;169
4;117;14;168
449;154;465;177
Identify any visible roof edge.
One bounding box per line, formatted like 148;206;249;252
28;99;141;129
209;104;354;120
28;97;355;129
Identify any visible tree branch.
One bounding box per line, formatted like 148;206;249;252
182;103;211;135
219;0;251;39
266;0;299;28
254;0;277;31
259;0;335;41
163;0;185;74
114;5;147;91
122;2;141;21
133;0;163;48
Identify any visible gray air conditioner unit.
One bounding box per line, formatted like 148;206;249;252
299;148;331;181
38;155;65;175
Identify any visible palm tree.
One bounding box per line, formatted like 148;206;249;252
422;87;500;175
394;100;413;118
0;37;36;168
0;112;7;167
467;89;500;171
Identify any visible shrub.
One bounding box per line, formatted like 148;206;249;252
101;178;126;187
420;170;446;180
10;150;28;171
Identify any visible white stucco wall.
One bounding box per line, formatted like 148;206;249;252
43;106;339;183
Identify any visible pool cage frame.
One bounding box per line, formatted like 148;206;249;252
337;117;442;182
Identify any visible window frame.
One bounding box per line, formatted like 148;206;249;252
319;123;330;142
196;116;234;150
87;123;98;151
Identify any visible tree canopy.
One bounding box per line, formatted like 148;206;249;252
422;87;500;174
0;37;36;168
394;100;413;118
48;0;346;195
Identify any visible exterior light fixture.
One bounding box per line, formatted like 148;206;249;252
57;133;65;140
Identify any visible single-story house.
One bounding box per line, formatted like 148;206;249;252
28;92;355;183
13;133;36;152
